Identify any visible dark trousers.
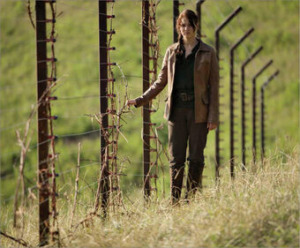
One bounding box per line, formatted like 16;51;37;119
168;108;208;204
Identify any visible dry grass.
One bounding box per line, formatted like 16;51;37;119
1;148;299;248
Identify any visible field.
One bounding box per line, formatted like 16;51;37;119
0;0;299;247
1;149;298;247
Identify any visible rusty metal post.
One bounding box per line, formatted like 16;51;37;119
214;6;242;182
252;60;273;163
36;1;49;245
260;70;279;161
260;86;265;162
196;0;205;38
99;0;110;215
230;28;254;179
142;0;151;198
241;46;263;168
215;7;242;60
173;0;179;42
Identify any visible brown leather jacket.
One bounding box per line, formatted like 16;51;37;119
135;39;219;124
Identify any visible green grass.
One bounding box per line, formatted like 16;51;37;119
0;147;299;247
0;0;299;246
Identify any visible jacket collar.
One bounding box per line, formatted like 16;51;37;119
198;39;211;52
172;38;210;53
169;38;210;63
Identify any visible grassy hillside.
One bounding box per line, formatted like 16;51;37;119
1;0;298;183
1;148;299;247
0;0;299;245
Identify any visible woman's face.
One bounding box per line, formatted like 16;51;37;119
179;16;196;40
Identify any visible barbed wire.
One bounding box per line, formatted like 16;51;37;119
1;152;169;185
1;1;294;245
2;0;298;1
0;104;35;113
2;162;293;205
0;121;34;132
1;144;132;183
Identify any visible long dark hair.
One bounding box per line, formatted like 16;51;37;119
175;9;199;55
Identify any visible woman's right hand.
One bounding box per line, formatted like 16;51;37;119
126;99;137;107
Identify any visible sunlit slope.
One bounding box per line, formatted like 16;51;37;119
0;0;298;200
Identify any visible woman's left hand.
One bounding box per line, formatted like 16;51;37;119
207;122;217;131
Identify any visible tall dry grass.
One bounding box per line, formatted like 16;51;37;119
1;148;299;247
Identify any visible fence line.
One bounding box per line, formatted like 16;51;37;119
1;1;288;246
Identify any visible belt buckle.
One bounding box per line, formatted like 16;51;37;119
180;92;187;102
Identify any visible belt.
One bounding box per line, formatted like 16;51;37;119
178;92;194;102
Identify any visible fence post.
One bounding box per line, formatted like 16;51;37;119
173;0;179;42
142;0;151;198
260;86;265;161
196;0;205;38
252;60;273;163
260;70;279;161
214;6;242;183
98;0;110;215
36;1;49;245
241;46;263;168
230;27;254;179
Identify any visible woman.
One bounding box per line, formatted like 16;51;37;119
127;9;219;204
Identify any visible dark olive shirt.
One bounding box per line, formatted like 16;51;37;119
172;41;200;108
